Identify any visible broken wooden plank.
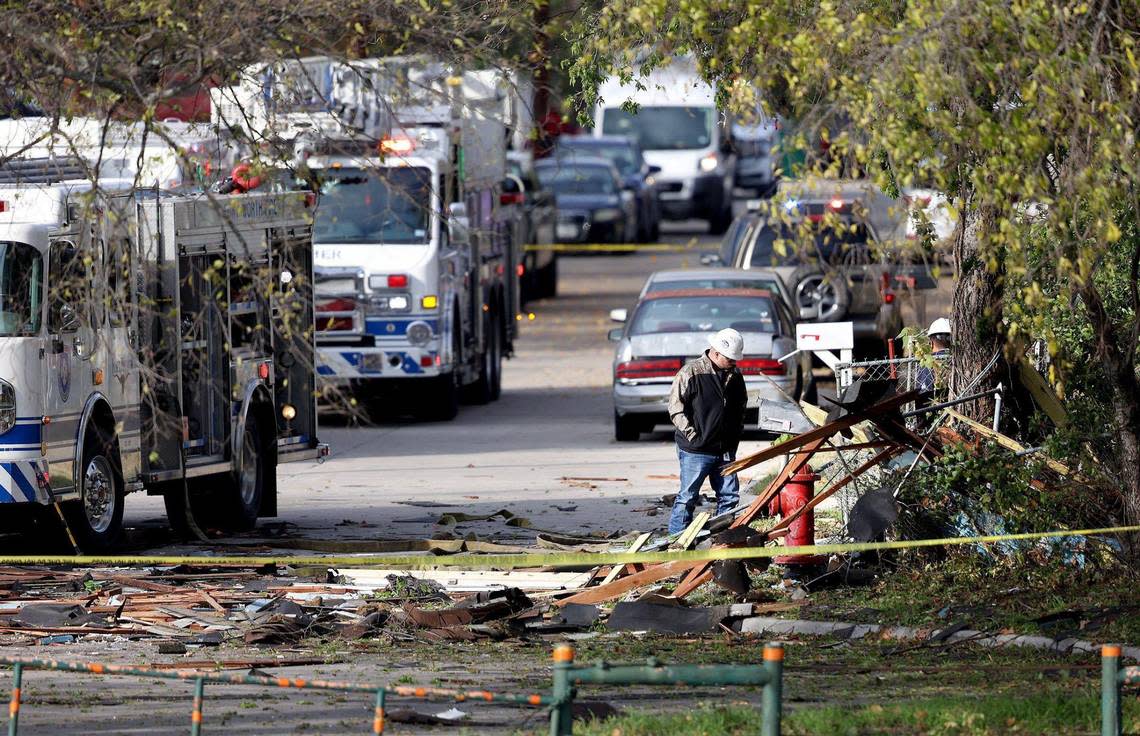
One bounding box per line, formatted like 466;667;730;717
331;569;592;593
599;532;651;586
555;561;694;607
947;409;1071;476
672;512;710;550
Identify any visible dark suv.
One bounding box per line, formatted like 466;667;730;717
555;135;662;242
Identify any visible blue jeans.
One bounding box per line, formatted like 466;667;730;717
668;449;740;535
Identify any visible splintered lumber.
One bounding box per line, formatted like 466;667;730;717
946;409;1072;476
599;532;651;586
554;561;695;606
1016;357;1068;427
331;569;592;592
672;512;710;550
724;390;920;475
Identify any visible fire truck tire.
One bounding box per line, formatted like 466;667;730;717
224;416;266;531
430;371;460;421
65;428;125;552
538;258;558;299
466;313;503;405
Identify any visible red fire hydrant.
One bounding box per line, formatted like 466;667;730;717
768;468;828;567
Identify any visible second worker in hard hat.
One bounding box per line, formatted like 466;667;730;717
917;317;952;394
666;328;749;535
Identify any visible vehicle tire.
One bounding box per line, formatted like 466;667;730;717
708;206;733;235
465;313;502;405
489;318;503;401
64;428;125;553
430;371;461;421
539;257;558;298
648;218;661;243
791;265;850;322
223;415;266;532
614;411;640;442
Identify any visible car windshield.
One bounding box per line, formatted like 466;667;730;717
630;295;777;335
560;143;638;176
312;166;432;245
649;279;780;295
748;222;870;268
601;106;713;150
0;242;42;336
536;165;616;195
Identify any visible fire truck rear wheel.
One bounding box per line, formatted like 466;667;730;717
226;417;265;531
65;428;125;552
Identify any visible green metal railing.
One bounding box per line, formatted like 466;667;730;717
0;655;550;734
549;642;784;736
1101;644;1140;736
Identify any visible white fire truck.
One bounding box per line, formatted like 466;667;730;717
0;162;325;551
213;57;521;420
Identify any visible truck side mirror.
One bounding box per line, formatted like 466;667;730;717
448;202;470;246
607;328;623;341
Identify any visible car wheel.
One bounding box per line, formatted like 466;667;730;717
614;411;640;442
708;206;733;235
792;266;850;322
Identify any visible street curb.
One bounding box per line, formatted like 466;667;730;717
739;617;1140;661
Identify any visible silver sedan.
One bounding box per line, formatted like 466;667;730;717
608;288;807;441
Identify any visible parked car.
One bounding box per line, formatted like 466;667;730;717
556;135;662;242
731;106;780;196
534;157;637;245
608;287;807;441
730;214;903;342
507;150;558;301
700;209;762;267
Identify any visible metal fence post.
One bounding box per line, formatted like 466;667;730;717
1102;645;1121;736
373;689;386;734
762;643;784;736
550;643;575;736
190;676;205;736
7;663;22;736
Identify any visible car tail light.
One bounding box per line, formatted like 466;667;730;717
387;274;409;288
616;358;683;380
736;358;785;376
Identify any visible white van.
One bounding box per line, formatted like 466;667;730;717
595;58;735;234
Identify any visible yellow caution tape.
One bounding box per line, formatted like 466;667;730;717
523;243;697;252
0;525;1135;570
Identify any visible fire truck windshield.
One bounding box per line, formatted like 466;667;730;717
312;166;432;245
0;242;42;336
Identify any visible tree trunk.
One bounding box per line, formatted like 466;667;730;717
950;192;1006;422
1079;282;1140;529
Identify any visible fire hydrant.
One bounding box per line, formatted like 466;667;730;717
767;468;828;568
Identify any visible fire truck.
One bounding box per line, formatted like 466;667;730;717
212;57;521;420
0;161;325;551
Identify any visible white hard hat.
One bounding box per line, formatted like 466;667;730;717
928;317;952;337
709;328;744;361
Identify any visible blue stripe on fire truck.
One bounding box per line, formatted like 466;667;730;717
363;318;440;337
0;461;47;504
0;419;42;450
